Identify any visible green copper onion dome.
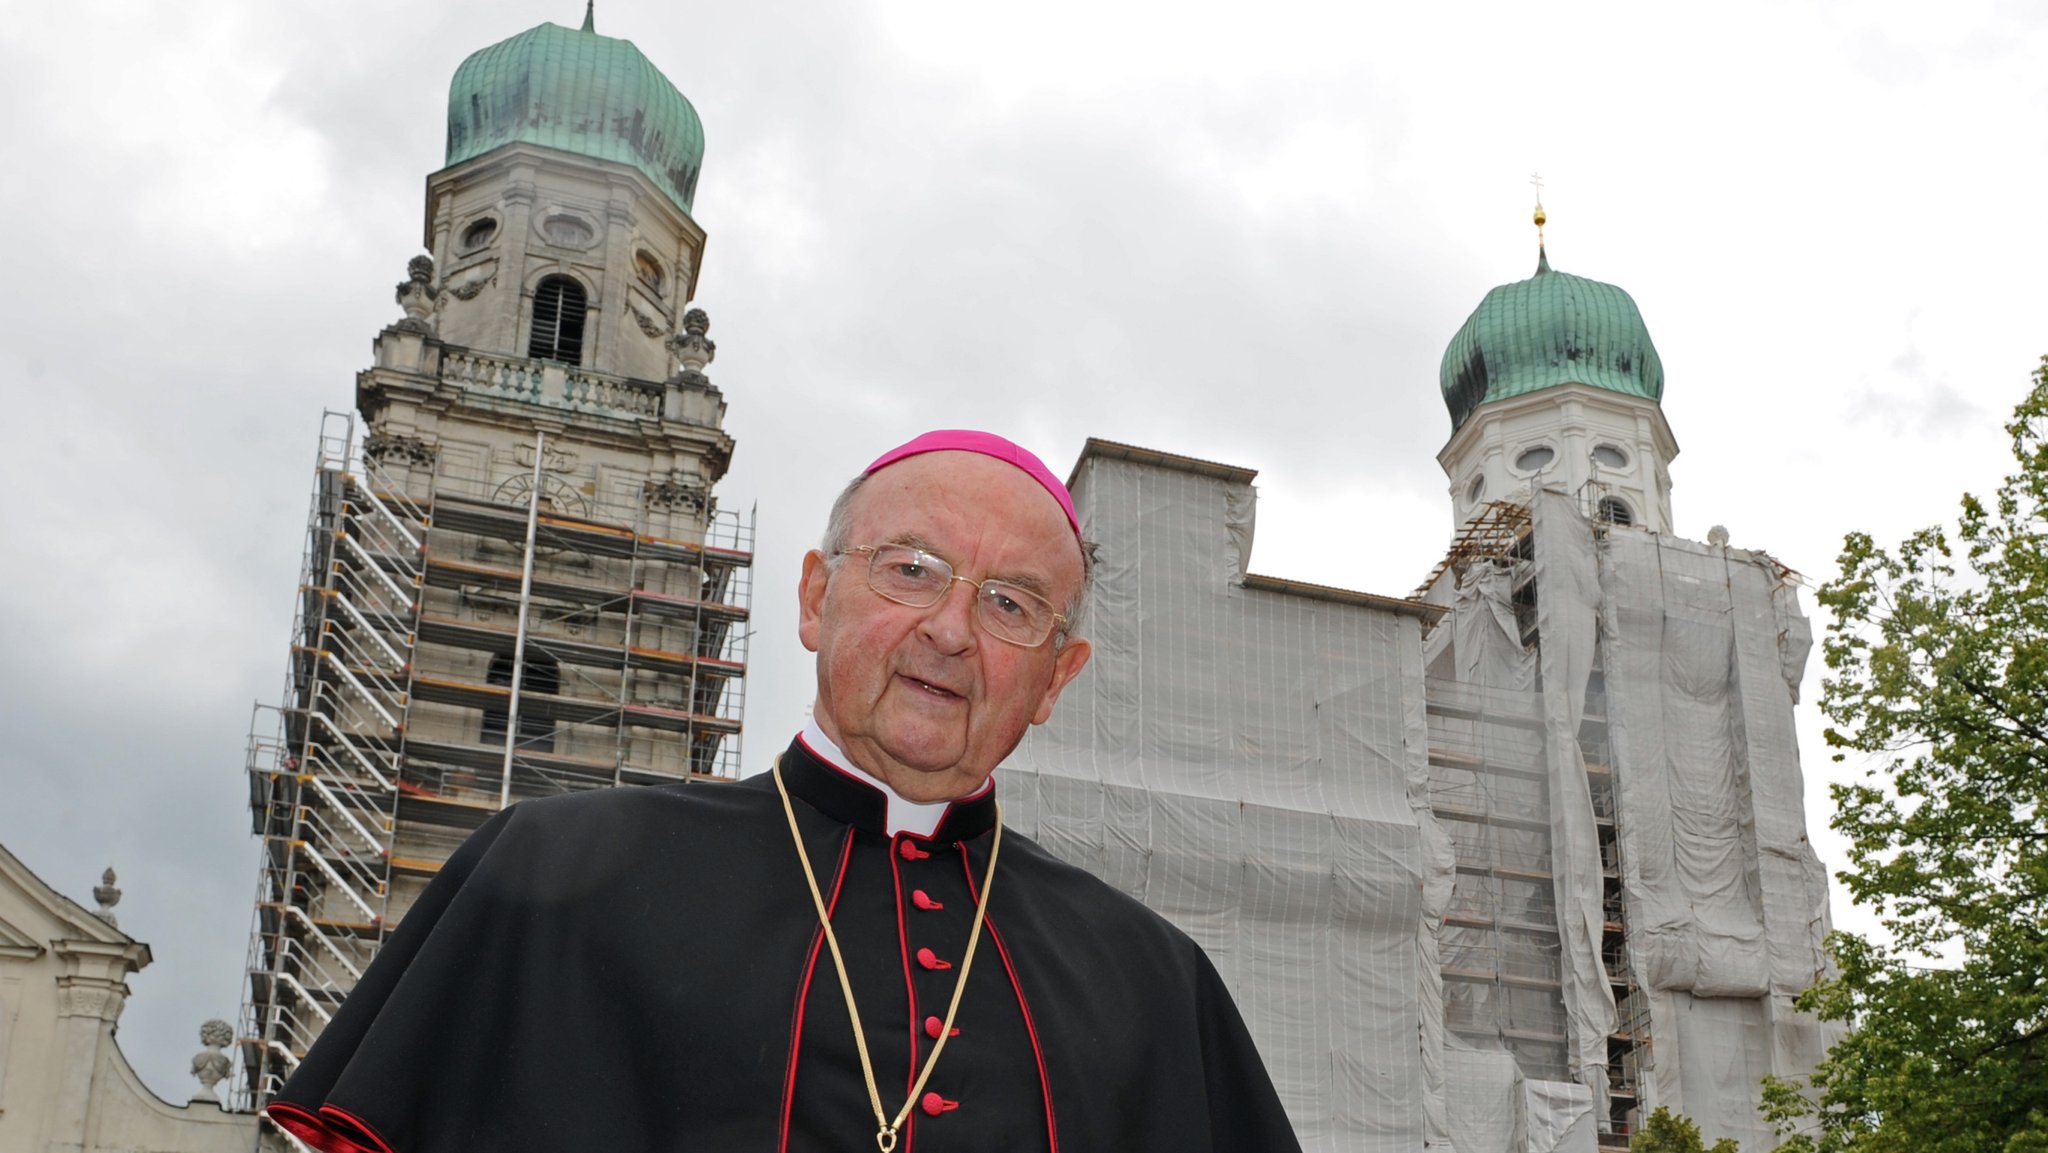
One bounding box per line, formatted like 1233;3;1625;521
445;13;704;215
1439;247;1664;432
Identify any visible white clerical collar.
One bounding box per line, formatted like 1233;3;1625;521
799;720;987;838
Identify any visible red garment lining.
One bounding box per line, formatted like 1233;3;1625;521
261;1101;399;1153
266;1103;360;1153
318;1104;400;1153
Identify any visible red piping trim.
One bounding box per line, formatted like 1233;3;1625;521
316;1103;400;1153
892;839;922;1153
266;1103;373;1153
960;844;1059;1152
779;827;858;1153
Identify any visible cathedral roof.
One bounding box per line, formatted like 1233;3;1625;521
1438;247;1664;432
445;16;704;216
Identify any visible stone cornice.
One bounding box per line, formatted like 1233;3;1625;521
0;912;42;959
1437;381;1680;473
52;937;152;964
1070;437;1259;488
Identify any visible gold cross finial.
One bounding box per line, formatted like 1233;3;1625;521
1530;173;1547;242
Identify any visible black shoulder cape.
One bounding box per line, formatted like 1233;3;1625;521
270;738;1301;1152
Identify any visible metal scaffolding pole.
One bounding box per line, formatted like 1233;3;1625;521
500;430;546;808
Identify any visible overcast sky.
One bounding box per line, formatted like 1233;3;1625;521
2;0;2043;1103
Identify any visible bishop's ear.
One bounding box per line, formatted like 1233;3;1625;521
1032;635;1092;726
797;549;830;653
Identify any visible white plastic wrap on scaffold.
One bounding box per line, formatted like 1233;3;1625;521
1003;455;1453;1152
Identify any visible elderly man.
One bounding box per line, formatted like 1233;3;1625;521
270;431;1301;1152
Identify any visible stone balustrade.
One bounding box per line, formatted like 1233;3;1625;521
564;368;663;417
439;350;663;421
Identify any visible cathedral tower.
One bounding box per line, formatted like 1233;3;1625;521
1418;211;1837;1149
238;11;751;1123
1436;209;1677;534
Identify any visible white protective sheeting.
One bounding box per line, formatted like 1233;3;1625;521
1593;521;1843;1148
1000;445;1838;1153
1453;562;1536;692
1528;494;1618;1120
1521;1076;1600;1153
1446;1043;1599;1153
1447;1045;1522;1152
1004;453;1453;1151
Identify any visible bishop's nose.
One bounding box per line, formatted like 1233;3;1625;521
915;576;980;654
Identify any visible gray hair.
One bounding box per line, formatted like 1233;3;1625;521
820;470;1095;644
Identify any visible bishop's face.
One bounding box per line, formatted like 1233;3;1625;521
798;452;1093;803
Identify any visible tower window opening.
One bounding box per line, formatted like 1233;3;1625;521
635;251;665;295
1591;443;1629;470
1467;475;1486;504
527;276;589;365
482;650;561;752
460;217;498;251
1597;497;1635;527
1514;445;1556;473
542;214;594;248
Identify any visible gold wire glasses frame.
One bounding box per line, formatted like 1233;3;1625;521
840;544;1069;648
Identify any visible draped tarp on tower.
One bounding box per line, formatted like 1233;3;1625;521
1007;440;1838;1152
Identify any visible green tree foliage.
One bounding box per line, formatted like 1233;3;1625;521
1771;357;2048;1152
1633;1105;1740;1153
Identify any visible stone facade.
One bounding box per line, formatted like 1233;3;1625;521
0;844;253;1153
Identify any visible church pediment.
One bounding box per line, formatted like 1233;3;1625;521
0;912;39;959
0;841;130;953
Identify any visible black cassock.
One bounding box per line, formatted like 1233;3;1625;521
272;737;1302;1152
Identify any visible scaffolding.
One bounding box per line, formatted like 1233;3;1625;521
235;410;752;1113
1422;497;1647;1147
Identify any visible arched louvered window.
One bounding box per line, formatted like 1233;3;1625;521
482;651;561;753
527;276;588;365
1597;496;1635;528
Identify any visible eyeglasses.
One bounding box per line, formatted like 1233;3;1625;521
841;544;1069;648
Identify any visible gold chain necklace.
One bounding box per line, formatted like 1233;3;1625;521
773;763;1002;1153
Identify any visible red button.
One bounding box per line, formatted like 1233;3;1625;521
921;1092;959;1116
912;889;944;911
923;1015;962;1040
898;840;931;860
916;947;952;971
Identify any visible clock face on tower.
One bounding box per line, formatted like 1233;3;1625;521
492;471;592;556
493;471;592;520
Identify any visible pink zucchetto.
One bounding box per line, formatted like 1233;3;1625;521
864;430;1080;537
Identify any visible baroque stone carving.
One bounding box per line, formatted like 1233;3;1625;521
191;1019;234;1102
57;985;126;1022
627;299;668;338
513;442;578;473
365;432;439;468
93;867;121;928
395;255;439;335
666;309;716;373
646;473;712;515
445;258;498;300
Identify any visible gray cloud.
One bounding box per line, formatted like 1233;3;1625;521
3;0;2047;1101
